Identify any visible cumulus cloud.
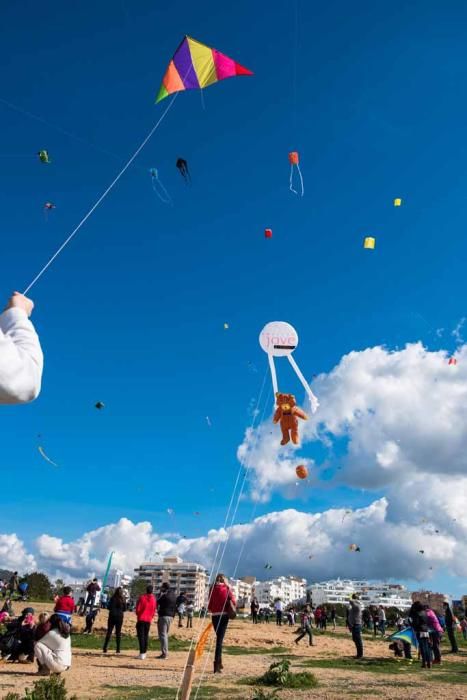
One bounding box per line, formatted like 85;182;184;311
0;534;36;572
2;341;467;586
240;342;467;495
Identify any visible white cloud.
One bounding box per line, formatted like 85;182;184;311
240;342;467;495
0;533;36;572
2;341;467;588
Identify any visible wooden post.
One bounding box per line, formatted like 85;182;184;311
179;648;196;700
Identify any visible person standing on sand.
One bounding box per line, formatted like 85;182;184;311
425;604;443;665
135;585;157;660
156;582;177;660
330;606;337;631
409;601;432;668
83;579;101;612
0;292;43;405
250;597;259;624
295;606;314;647
103;587;126;654
377;605;386;636
208;574;237;674
274;599;283;626
348;593;364;659
443;601;459;653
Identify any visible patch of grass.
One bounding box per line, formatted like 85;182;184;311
106;686;239;700
302;657;418;674
224;645;289;656
71;633;190;652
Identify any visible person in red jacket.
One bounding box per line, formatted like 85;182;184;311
135;585;157;659
207;574;236;673
54;587;75;625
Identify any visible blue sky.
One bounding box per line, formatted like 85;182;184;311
2;0;467;596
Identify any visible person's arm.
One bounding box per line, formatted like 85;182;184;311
0;294;43;404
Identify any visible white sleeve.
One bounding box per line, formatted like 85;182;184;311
0;307;44;404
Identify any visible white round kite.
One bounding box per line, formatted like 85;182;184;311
259;320;319;413
259;321;298;357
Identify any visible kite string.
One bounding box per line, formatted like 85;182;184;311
174;369;269;699
193;385;272;699
22;92;179;295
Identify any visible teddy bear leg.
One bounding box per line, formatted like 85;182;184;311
280;427;290;446
291;428;300;445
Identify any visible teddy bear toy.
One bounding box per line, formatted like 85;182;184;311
273;392;308;445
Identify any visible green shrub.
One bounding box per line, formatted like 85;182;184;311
4;676;77;700
256;659;318;689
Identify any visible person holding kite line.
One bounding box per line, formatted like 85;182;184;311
0;292;43;404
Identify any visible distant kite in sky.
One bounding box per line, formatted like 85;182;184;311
342;510;352;524
44;202;56;221
394;198;402;207
448;357;457;366
95;401;105;410
264;228;273;239
149;168;172;204
206;416;212;428
155;36;253;103
167;508;175;516
38;150;51;164
176;158;190;183
364;237;375;250
38;446;58;467
295;465;308;480
264;563;273;570
288;152;304;197
348;544;361;552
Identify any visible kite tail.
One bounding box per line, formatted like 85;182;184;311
296;163;304;196
289;164;297;195
152;179;173;206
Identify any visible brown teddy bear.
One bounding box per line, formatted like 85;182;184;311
273;392;308;445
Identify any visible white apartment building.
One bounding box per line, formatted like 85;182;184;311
253;576;307;607
229;578;253;608
134;557;208;610
108;569;132;590
309;579;412;609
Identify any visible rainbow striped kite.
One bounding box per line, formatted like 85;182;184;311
156;36;253;103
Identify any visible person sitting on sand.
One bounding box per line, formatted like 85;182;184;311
0;292;43;404
35;613;51;642
34;614;71;676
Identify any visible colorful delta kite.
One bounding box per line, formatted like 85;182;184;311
448;357;457;366
156;36;253;103
288;152;304;197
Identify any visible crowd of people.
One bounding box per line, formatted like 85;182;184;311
1;565;466;683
